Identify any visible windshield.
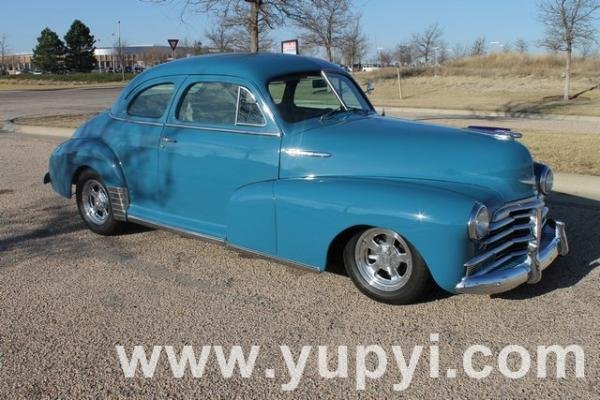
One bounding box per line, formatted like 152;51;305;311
267;72;373;123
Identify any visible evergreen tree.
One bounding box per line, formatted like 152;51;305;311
64;20;96;72
32;28;65;73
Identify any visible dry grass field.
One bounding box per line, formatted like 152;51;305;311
355;53;600;116
521;131;600;176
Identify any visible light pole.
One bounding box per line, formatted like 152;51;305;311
118;20;124;81
432;47;440;65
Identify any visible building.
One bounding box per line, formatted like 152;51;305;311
1;53;33;74
1;45;204;74
94;46;175;71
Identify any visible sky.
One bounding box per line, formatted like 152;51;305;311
0;0;586;58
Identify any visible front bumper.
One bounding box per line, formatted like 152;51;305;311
455;219;569;295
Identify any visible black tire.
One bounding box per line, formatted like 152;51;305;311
75;169;125;236
343;228;432;304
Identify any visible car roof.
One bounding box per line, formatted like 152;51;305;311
133;53;344;85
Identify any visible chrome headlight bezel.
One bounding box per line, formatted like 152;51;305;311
537;165;554;195
468;202;490;240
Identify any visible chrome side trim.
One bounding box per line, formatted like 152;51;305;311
127;215;225;245
282;148;332;158
226;243;320;273
164;123;280;137
109;113;164;127
126;215;321;272
106;186;129;221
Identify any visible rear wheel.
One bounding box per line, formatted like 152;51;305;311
343;228;431;304
76;170;124;235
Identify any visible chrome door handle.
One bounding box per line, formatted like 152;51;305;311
160;136;177;144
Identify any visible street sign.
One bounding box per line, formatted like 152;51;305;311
281;39;299;55
168;39;179;51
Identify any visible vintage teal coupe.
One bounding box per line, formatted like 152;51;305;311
45;53;569;304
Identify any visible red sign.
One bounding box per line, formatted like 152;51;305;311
168;39;179;51
281;39;299;55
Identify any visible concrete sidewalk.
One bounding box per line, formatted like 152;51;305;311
3;120;599;201
374;105;600;123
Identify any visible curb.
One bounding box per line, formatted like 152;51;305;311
373;105;600;123
2;121;74;138
554;173;600;201
0;84;126;93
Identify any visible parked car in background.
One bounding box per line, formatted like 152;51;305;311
44;53;568;304
362;64;381;72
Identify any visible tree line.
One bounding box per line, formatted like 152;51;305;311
376;23;532;68
155;0;369;66
154;0;598;100
31;20;96;74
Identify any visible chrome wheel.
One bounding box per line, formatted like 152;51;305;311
82;179;110;225
355;228;413;292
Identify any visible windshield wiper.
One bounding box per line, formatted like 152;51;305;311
320;107;370;122
319;108;348;122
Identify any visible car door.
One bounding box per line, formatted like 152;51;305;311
103;78;181;214
158;75;281;240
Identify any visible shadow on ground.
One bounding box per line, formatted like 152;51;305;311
499;98;592;117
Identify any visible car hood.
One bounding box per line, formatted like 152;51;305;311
280;115;536;204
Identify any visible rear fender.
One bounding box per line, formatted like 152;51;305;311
48;138;126;198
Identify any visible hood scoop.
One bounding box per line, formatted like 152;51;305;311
466;126;523;141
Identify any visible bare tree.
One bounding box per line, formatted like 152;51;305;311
538;0;600;100
470;37;487;56
394;42;414;65
411;23;443;64
205;21;236;52
340;16;368;68
147;0;292;53
514;38;529;53
288;0;353;62
0;34;9;74
452;43;468;59
437;41;450;63
377;49;393;66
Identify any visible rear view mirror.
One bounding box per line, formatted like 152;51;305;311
312;79;328;89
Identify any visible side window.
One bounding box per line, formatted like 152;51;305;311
178;82;238;125
267;81;285;105
128;83;174;118
237;87;266;126
178;81;265;127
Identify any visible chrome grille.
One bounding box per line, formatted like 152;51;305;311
465;197;543;277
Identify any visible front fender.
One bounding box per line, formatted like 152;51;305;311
48;138;126;198
274;177;478;292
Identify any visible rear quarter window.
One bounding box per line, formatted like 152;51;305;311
127;83;175;118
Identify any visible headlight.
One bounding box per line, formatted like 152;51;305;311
468;203;490;240
536;164;554;195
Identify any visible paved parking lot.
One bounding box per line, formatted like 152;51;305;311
0;132;599;398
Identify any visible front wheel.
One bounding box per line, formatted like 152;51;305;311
343;228;432;304
76;170;125;236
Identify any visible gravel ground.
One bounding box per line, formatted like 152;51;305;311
0;133;599;399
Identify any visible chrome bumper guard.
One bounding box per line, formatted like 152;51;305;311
455;219;569;295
